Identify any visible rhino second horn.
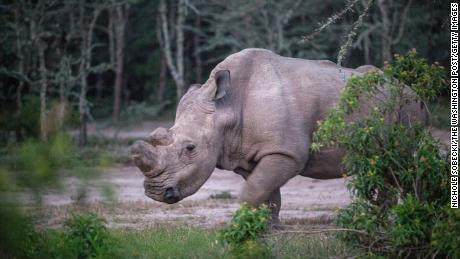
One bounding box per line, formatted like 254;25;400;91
149;127;173;146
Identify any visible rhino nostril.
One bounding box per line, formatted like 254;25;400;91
164;187;178;202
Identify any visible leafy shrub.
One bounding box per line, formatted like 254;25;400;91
389;195;436;247
0;206;51;259
0;132;114;258
335;200;383;246
0;96;40;142
313;50;450;257
2;132;74;194
219;203;271;258
219;203;270;245
432;208;460;258
64;213;114;259
385;49;447;101
17;96;41;138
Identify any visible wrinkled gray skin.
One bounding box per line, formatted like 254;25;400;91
131;48;424;222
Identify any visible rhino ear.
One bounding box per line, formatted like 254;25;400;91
213;70;229;100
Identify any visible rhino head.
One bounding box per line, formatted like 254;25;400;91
130;70;230;204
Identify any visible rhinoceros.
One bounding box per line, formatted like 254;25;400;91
130;48;422;222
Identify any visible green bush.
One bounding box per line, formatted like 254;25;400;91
64;213;114;259
218;203;271;258
335;200;383;246
385;49;447;101
0;132;115;258
0;206;51;259
313;50;451;257
432;208;460;258
389;195;436;247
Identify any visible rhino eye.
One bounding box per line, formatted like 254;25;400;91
186;144;196;151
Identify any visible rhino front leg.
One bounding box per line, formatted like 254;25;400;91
240;154;300;223
267;188;281;225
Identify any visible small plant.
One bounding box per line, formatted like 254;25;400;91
64;213;114;259
219;203;271;258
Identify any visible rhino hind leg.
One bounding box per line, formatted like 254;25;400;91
300;148;345;179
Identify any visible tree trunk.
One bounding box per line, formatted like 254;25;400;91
14;7;24;115
158;52;166;103
158;0;186;101
38;41;48;141
79;3;101;146
193;16;202;83
377;0;412;65
175;0;185;97
378;0;393;64
363;33;371;64
31;12;48;141
112;4;129;123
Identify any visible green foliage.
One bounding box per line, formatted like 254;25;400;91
112;227;228;259
0;206;50;259
219;204;270;245
385;49;447;101
0;211;116;259
0;132;115;258
313;51;451;257
17;96;41;138
218;203;271;258
110;226;356;259
0;96;41;141
432;208;460;258
64;213;114;259
389;195;435;247
335;200;383;246
3;132;73;192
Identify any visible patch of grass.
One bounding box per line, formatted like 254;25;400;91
210;191;236;200
110;226;358;259
112;227;229;259
267;232;359;258
3;211;358;259
283;215;334;225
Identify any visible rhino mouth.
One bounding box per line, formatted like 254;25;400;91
143;179;181;204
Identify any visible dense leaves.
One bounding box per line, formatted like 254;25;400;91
219;203;270;245
386;49;448;101
218;203;271;258
64;213;114;259
313;51;451;257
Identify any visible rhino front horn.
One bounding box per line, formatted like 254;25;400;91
130;140;159;174
149;127;173;146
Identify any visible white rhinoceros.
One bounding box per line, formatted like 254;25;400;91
130;48;423;222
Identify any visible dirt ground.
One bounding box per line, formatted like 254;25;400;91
34;165;351;229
